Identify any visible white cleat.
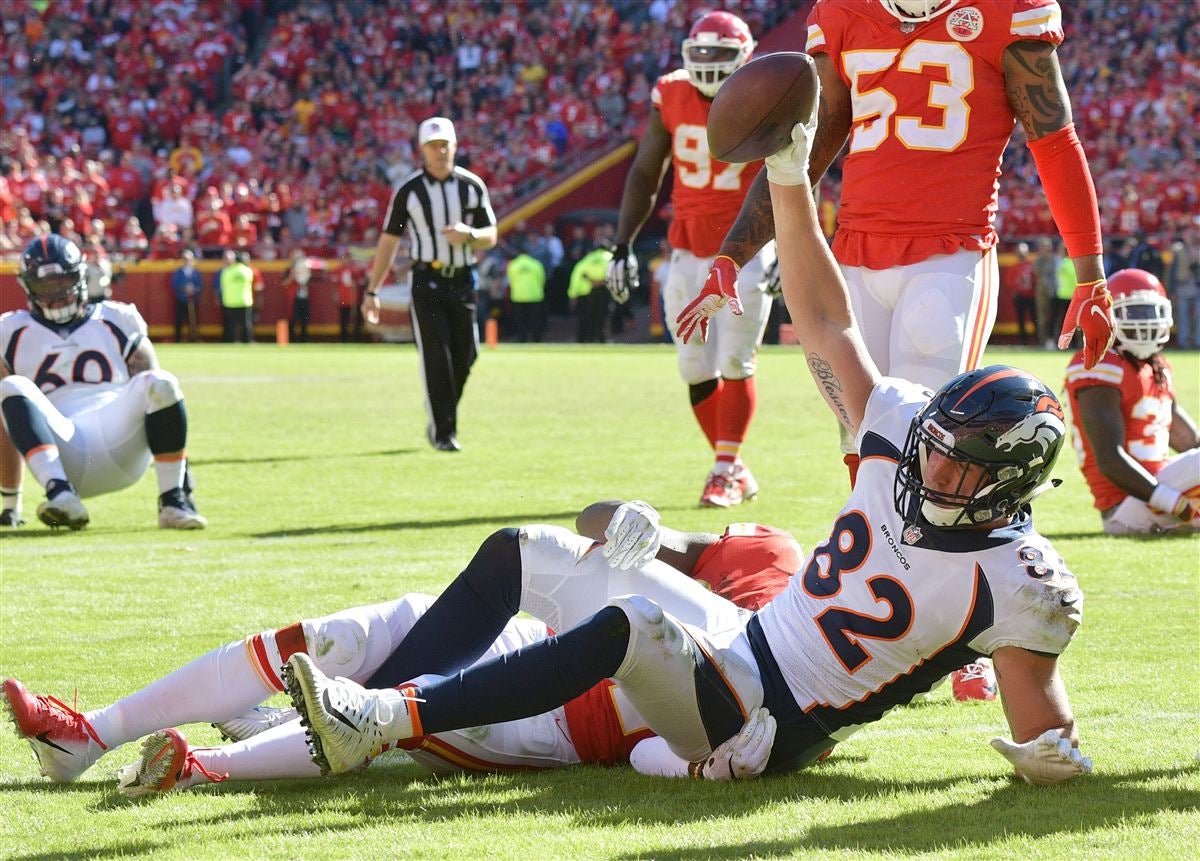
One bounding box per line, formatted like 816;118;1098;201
282;653;415;776
733;463;759;501
213;705;298;742
37;491;89;531
158;488;207;529
117;728;225;798
700;465;743;508
3;678;105;782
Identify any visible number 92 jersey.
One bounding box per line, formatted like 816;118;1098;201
805;0;1063;268
753;378;1082;740
652;70;763;258
1;302;147;407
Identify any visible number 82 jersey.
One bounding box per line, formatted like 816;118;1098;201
652;71;764;258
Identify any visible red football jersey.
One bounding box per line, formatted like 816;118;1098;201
1065;349;1175;511
651;70;764;258
806;0;1063;269
564;525;801;764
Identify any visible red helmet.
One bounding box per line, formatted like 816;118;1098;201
682;11;754;98
1108;269;1172;360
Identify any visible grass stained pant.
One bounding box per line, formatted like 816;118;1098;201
410;265;479;441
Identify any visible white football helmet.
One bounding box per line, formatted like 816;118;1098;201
682;11;755;98
879;0;959;22
1109;269;1173;360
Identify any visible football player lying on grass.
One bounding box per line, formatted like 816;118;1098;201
281;108;1093;789
3;501;802;795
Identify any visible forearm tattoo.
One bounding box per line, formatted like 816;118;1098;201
1005;42;1070;137
722;174;775;265
808;353;851;428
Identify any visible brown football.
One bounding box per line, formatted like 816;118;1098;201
707;52;818;164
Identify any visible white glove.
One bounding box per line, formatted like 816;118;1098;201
605;243;639;304
989;730;1093;786
602;500;662;570
764;77;821;186
692;707;776;781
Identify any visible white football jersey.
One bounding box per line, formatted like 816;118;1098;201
755;378;1082;742
0;302;147;410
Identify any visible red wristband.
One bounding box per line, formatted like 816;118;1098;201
1027;123;1103;259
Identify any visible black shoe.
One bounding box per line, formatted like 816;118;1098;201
433;435;461;452
0;508;25;527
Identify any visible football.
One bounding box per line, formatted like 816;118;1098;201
707;52;818;164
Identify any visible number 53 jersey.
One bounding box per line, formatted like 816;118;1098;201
805;0;1063;268
753;378;1082;741
1;302;147;412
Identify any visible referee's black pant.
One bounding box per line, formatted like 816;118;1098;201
411;270;478;441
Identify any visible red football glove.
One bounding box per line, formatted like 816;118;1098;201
1058;278;1115;369
675;255;743;344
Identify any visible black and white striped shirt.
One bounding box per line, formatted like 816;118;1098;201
382;167;496;269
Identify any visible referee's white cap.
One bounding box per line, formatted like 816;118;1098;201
418;117;457;146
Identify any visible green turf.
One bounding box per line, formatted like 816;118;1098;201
2;342;1197;860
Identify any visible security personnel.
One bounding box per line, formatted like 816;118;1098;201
569;246;613;343
216;249;255;343
363;117;498;452
506;243;547;342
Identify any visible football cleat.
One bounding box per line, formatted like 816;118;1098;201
0;508;25;527
116;728;226;798
283;653;415;776
37;489;89;531
3;678;106;782
733;463;759;501
158;488;207;530
213;705;298;742
951;658;998;701
700;465;744;508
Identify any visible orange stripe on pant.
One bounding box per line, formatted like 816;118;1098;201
964;250;994;370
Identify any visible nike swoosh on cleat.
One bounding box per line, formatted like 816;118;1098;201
35;732;72;754
322;689;361;731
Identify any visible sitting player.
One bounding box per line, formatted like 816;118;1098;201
2;500;802;794
1065;268;1200;534
0;235;204;530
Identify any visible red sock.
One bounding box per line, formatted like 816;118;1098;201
691;380;724;450
715;377;757;466
844;453;861;488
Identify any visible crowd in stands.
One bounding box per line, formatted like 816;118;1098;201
0;0;1195;273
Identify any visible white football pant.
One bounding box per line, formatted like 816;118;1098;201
1103;449;1200;535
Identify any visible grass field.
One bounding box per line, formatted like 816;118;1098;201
1;341;1197;860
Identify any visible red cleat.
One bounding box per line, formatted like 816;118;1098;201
951;659;998;701
3;677;106;781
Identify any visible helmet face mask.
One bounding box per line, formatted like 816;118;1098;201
682;11;754;98
1108;269;1172;360
18;235;88;324
894;367;1066;530
879;0;958;22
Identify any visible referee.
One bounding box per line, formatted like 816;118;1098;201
363;117;498;452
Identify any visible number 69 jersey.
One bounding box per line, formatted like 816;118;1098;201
753;378;1082;741
652;71;764;258
0;302;147;411
805;0;1063;268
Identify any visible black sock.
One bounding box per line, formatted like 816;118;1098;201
414;606;630;734
146;402;187;454
367;528;523;687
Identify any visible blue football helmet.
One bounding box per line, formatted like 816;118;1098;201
894;366;1066;528
17;234;88;324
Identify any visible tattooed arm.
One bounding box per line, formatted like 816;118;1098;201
125;338;161;376
717;53;852;267
768;175;878;437
1004;40;1104;283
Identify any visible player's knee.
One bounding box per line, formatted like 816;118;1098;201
141;369;184;411
607;594;667;642
301;614;371;677
0;375;40;403
688;378;719;405
459;527;522;608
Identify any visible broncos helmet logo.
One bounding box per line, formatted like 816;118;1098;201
994;413;1065;465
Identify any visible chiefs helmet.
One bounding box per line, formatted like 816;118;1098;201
895;366;1066;529
1108;268;1172;360
17;234;88;324
682;11;754;98
880;0;959;22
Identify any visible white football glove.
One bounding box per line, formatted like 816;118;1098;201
605;243;639;304
764;76;821;186
602;500;661;570
989;730;1093;786
692;707;776;781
